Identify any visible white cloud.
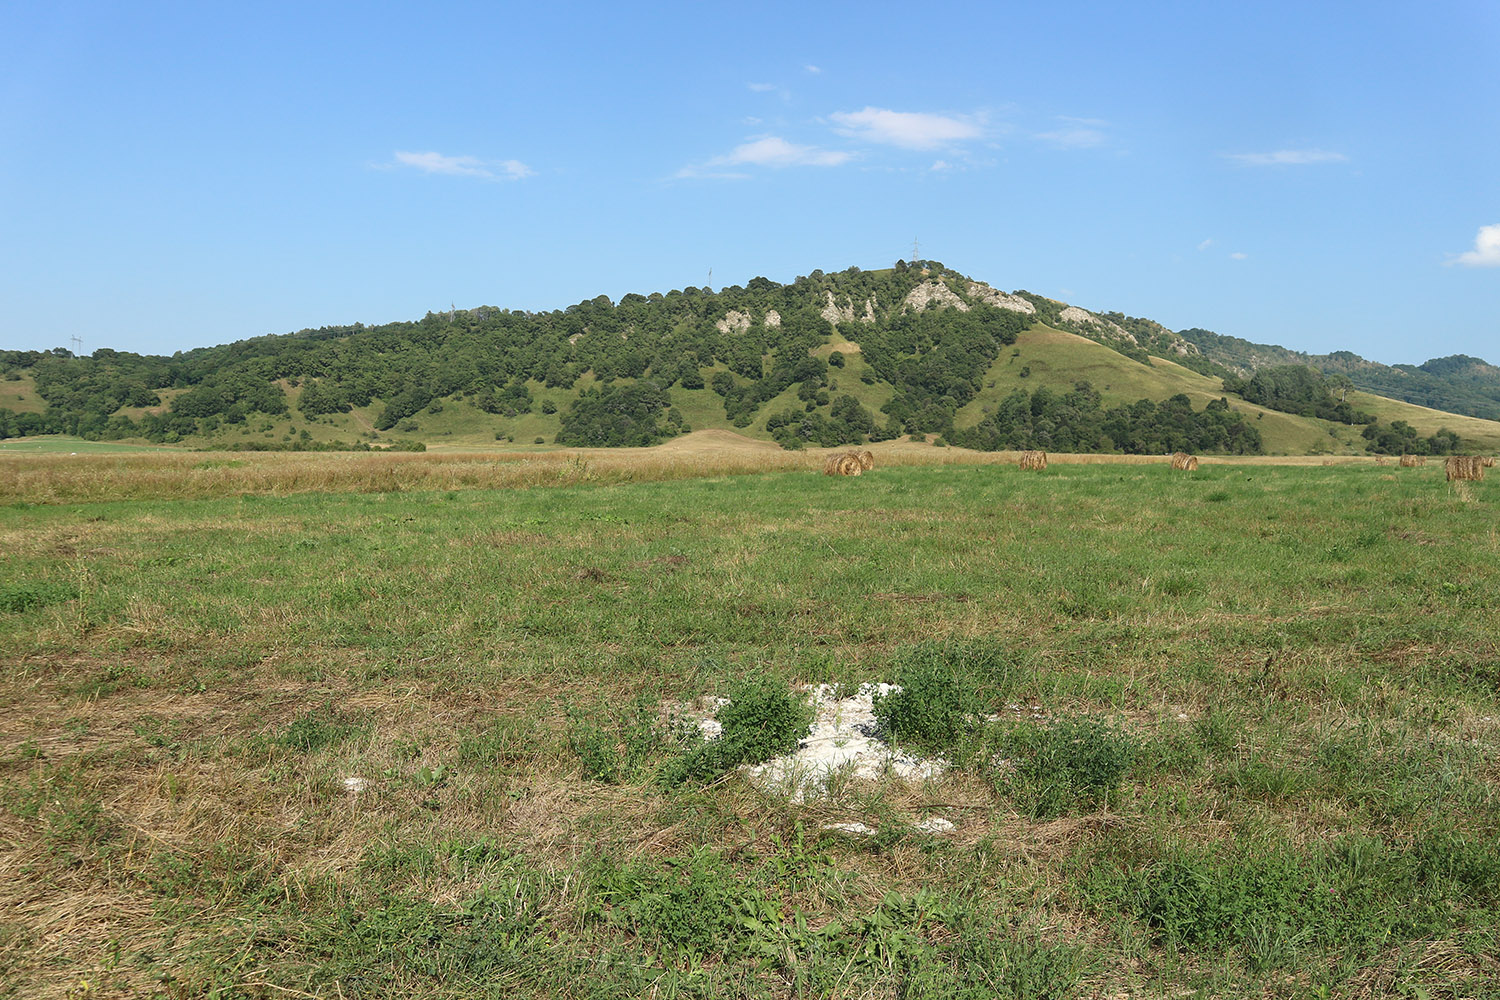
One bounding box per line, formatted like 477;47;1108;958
392;151;532;180
1449;223;1500;267
748;82;776;92
1225;149;1348;166
1230;252;1248;260
677;135;852;178
829;107;984;150
1196;238;1214;252
805;64;821;74
711;136;851;168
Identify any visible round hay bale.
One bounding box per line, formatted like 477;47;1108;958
1170;452;1198;471
1482;456;1496;468
1398;455;1424;468
823;454;844;476
856;450;875;471
837;454;863;476
1446;455;1485;482
1019;450;1048;471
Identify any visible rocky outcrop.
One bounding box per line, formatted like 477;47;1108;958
903;280;969;314
763;309;781;328
715;310;752;335
965;281;1036;315
1060;306;1137;344
822;292;877;326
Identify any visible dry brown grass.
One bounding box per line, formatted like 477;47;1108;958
1399;454;1426;468
1483;456;1496;468
1446;455;1486;481
0;430;1424;506
1019;450;1048;471
1169;452;1199;471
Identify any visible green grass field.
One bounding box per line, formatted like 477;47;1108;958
2;457;1498;998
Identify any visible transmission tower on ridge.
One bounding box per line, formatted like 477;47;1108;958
70;335;83;357
910;238;920;264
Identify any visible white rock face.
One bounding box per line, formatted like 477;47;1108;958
1059;306;1138;344
741;683;946;802
763;309;782;328
716;310;752;335
965;281;1036;314
821;291;854;326
821;292;877;326
915;816;954;835
902;280;970;314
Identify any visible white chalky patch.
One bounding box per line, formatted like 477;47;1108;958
342;777;368;794
822;821;877;836
740;683;945;802
915;817;954;835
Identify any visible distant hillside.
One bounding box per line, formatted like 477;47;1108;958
1178;328;1500;421
3;262;1498;456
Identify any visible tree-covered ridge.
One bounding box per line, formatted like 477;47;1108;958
0;260;1489;454
1178;329;1500;422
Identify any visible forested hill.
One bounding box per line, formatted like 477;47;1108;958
1;261;1495;455
1178;328;1500;421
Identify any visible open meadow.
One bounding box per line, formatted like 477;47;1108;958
2;444;1499;998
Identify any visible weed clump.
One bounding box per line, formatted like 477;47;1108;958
0;581;77;613
872;640;1012;757
277;705;367;752
658;677;811;788
568;695;664;784
1000;717;1136;817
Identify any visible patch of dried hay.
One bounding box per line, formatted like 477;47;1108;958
1169;452;1199;471
1019;450;1048;471
1446;455;1485;481
1397;454;1425;467
1482;456;1496;468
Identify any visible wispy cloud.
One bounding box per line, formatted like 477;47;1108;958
1230;252;1248;260
1224;149;1348;166
747;82;777;92
804;64;822;74
1448;223;1500;267
1196;238;1214;252
829;107;984;150
391;151;533;180
677;136;853;178
1037;117;1108;149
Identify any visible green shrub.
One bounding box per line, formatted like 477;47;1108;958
873;641;1011;756
659;676;810;788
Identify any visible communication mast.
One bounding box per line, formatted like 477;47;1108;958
70;335;83;357
910;238;920;264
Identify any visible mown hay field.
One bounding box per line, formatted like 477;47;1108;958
2;450;1498;998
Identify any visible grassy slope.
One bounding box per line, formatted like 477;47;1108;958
0;374;45;414
955;326;1500;455
2;462;1497;997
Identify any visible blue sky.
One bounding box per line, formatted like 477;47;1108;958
3;1;1497;364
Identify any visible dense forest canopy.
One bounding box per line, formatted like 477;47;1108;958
1;261;1487;455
